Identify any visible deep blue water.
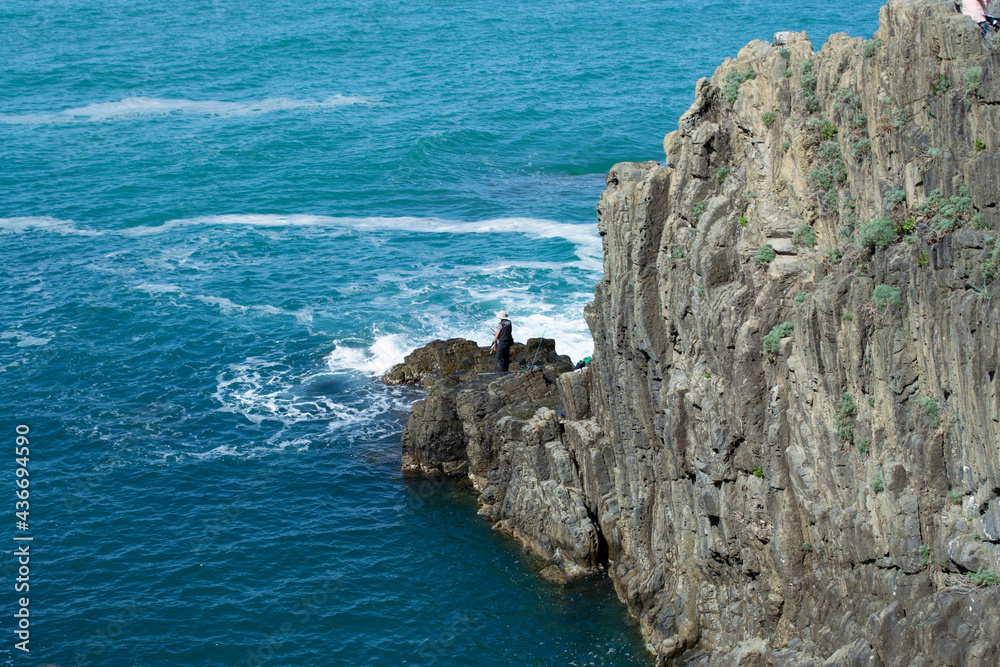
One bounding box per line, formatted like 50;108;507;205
1;1;881;664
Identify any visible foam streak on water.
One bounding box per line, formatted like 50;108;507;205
0;0;882;664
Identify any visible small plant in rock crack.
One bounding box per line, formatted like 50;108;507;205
724;67;757;102
752;245;776;266
979;237;1000;281
872;284;902;309
973;281;993;301
802;541;812;552
894;218;915;235
800;59;818;112
947;490;963;505
763;321;794;359
836;392;856;444
966;567;999;587
761;111;776;128
870;472;884;494
918;397;938;425
863;37;882;57
752;466;765;479
930;73;951;96
919;544;932;566
692;200;706;219
884;188;907;207
963;66;982;94
856;439;869;456
792;224;817;249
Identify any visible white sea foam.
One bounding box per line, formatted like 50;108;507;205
213;357;393;429
0;217;102;236
122;213;601;264
325;333;414;376
134;282;183;295
0;94;370;124
2;212;601;266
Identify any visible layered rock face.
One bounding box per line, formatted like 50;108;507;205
398;1;1000;664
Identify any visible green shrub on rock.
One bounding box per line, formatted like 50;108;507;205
980;238;1000;281
692;200;706;220
871;473;884;494
930;73;950;96
885;188;907;205
967;567;1000;586
752;245;776;265
800;60;818;112
963;66;982;93
763;321;794;359
919;545;931;566
921;186;972;233
836;392;856;443
863;37;882;57
724;68;757;103
792;224;817;249
856;217;896;248
918;397;938;425
872;284;902;308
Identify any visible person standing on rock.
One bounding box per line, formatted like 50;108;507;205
491;310;513;373
961;0;992;37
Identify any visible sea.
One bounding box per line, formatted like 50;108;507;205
1;1;882;664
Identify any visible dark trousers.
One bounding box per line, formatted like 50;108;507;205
495;344;511;373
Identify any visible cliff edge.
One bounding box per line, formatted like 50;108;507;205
398;0;1000;664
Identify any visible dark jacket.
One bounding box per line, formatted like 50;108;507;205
496;319;513;346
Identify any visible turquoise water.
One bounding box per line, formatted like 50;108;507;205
1;1;881;664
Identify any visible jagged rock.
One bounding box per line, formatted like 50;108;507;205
395;339;588;576
383;337;567;385
399;0;1000;663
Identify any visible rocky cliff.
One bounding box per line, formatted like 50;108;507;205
394;0;1000;664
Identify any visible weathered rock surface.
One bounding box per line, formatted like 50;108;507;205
398;1;1000;664
384;337;565;385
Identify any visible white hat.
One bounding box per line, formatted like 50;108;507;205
497;310;508;319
